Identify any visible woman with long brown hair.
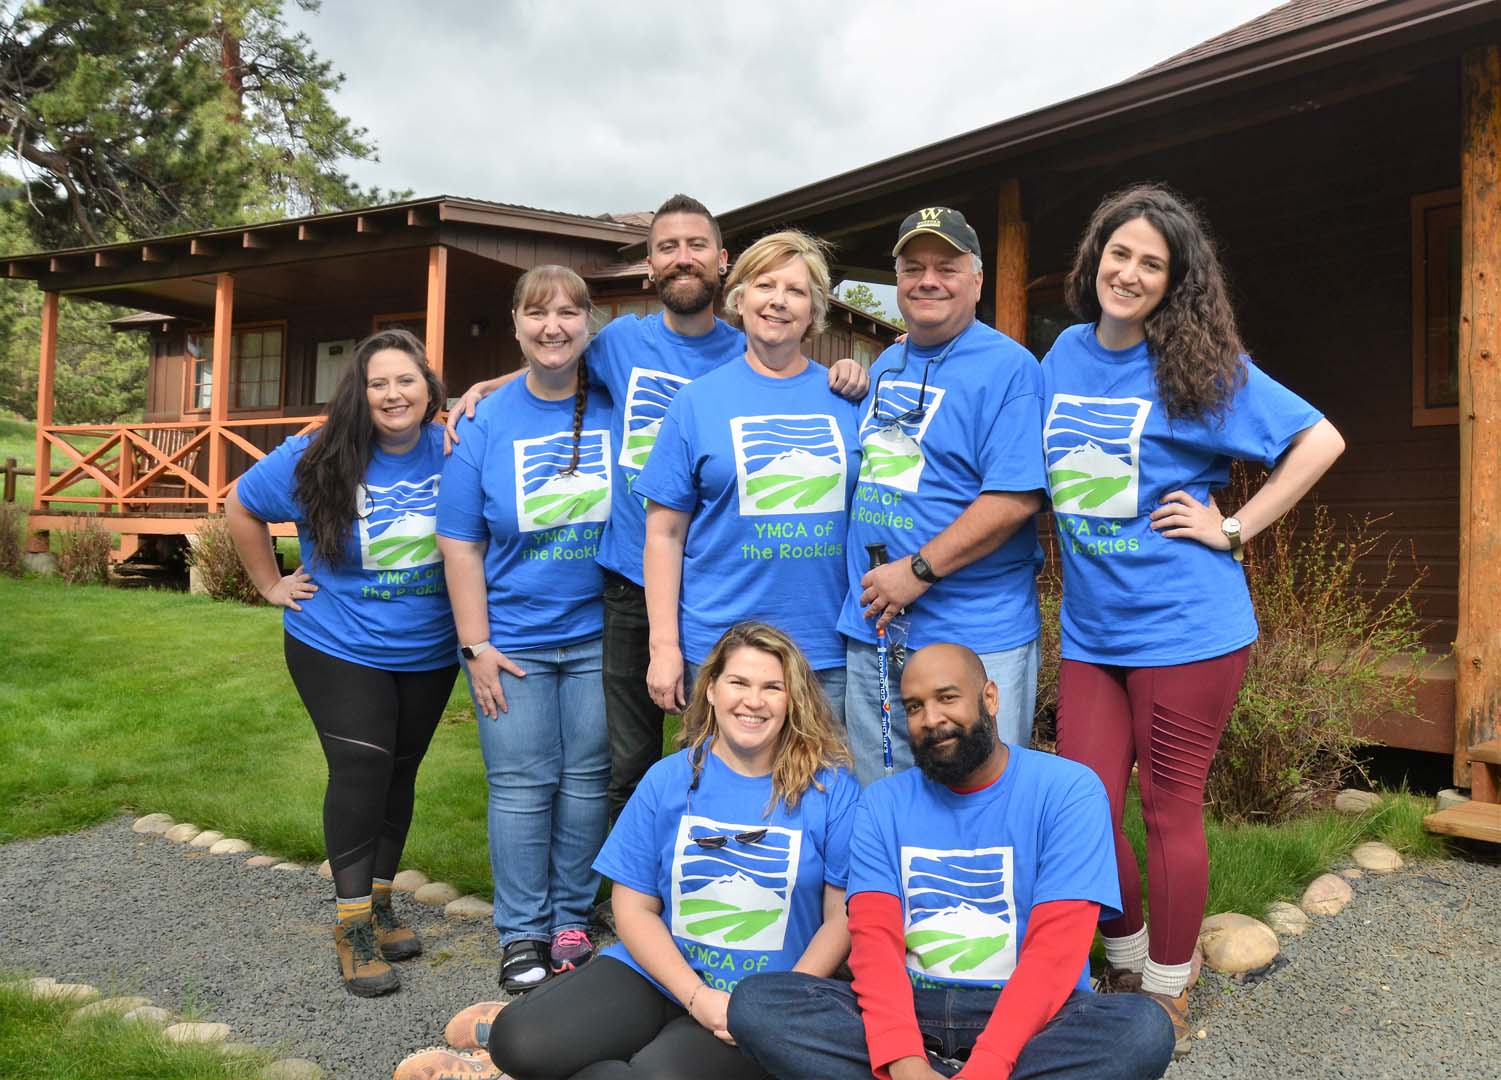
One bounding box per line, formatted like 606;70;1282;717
415;621;858;1080
227;328;457;998
1043;185;1344;1045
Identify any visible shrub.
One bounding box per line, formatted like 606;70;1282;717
0;503;24;577
1207;467;1430;823
187;514;261;604
56;517;112;585
1032;559;1061;748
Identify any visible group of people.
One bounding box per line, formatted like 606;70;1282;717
227;186;1343;1080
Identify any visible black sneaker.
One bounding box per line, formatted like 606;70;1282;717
500;939;551;995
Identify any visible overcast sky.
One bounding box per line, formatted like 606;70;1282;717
287;0;1280;220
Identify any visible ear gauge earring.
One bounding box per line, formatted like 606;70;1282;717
719;265;728;276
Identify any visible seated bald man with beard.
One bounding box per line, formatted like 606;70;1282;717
728;643;1174;1080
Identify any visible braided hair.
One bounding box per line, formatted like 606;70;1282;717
512;265;595;475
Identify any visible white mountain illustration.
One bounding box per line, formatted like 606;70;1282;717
372;509;435;537
1051;440;1131;478
632;417;663;439
864;423;921;458
529;468;605;499
754;446;839;477
691;870;786;911
908;902;1012;941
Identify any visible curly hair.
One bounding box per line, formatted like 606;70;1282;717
512;265;594;474
722;229;834;338
1065;184;1246;421
294;328;443;567
678;621;850;812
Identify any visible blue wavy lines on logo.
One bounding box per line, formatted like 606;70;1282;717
905;850;1011;925
735;414;845;514
621;368;689;469
1044;399;1142;472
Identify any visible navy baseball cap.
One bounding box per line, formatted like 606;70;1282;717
892;207;981;257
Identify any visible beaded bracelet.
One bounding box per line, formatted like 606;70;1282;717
685;983;704;1016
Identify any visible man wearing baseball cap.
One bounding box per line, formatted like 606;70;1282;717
838;206;1047;783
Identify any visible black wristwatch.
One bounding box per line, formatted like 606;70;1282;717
461;641;492;660
910;552;941;584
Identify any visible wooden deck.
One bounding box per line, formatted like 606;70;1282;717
1424;801;1501;844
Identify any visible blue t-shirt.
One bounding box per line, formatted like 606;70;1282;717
233;424;456;671
587;313;747;586
1040;324;1324;665
634;360;862;670
436;379;613;652
595;747;861;996
838;321;1047;654
848;746;1120;992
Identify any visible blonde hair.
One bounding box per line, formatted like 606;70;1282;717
722;230;833;338
678;621;850;812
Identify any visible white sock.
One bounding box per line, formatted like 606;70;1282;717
1102;926;1149;971
1142;957;1192;996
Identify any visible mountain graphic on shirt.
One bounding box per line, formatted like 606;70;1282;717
620;368;691;470
1044;395;1151;518
901;845;1017;982
513;428;612;533
731;414;847;517
357;474;442;571
671;816;801;951
857;380;945;494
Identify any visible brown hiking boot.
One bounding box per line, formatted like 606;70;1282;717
334;917;400;997
373;898;423;961
1093;964;1143;993
1143;989;1192;1057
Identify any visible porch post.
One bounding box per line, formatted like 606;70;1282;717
207;273;234;513
425;245;448;381
994;178;1028;343
1455;43;1501;795
30;290;58;522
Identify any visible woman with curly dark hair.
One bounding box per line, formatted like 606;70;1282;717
1043;185;1344;1045
227;328;458;998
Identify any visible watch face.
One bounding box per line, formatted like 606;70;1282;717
1223;517;1241;535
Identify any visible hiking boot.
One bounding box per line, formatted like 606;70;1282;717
373;897;423;961
444;1001;506;1051
499;939;551;994
392;1046;500;1080
549;928;594;973
333;917;400;997
1093;964;1143;993
1143;989;1193;1058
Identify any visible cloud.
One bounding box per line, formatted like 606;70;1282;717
290;0;1278;217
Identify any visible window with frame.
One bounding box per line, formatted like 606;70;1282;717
1411;189;1461;426
187;333;213;410
185;325;285;411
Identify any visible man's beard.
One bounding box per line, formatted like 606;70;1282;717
656;267;718;315
913;699;998;786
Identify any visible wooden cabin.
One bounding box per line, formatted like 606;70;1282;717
714;0;1501;830
13;195;898;552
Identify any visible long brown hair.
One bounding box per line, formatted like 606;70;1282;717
293;329;443;566
678;621;850;812
513;265;592;474
1065;184;1246;421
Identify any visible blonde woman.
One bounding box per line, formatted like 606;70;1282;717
470;621;859;1080
639;230;861;720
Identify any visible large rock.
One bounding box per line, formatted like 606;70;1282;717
209;838;252;855
70;995;152;1021
1301;873;1354;916
1333;789;1380;814
414;881;461;906
392;869;429;892
1197;913;1280;974
263;1060;325;1080
245;855;280;868
18;976;56;997
1263;901;1311;938
163;823;201;843
188;829;225;849
163;1021;231;1044
1437;788;1469;811
33;982;98;1004
270;861;305;872
132;813;175;834
122;1005;173;1026
1352;841;1404;873
445;895;494;920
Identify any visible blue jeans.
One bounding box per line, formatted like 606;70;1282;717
685;663;847;724
727;973;1173;1080
464;636;609;946
843;636;1039;785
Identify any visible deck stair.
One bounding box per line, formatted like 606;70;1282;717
1423;739;1501;843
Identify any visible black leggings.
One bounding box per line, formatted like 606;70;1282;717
283;633;458;900
489;956;769;1080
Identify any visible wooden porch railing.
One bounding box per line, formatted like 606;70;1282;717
34;416;325;514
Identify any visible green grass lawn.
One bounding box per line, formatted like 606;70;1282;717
0;576;1444;917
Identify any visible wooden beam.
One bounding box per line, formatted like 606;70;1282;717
206;273;234;513
356;215;380;235
141;244;170;263
189;238;218;257
6;262;40;279
993;179;1028;343
48;256;77;274
425;245;448;380
1456;43;1501;794
406;208;436;228
297;224;321;242
32;291;58;513
93;251;125;269
241;231;272;250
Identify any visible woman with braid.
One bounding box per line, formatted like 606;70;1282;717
437;265;614;994
227;328;457;997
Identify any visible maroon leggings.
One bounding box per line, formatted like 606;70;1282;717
1055;646;1251;966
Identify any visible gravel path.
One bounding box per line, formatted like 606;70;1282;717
2;817;1498;1078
